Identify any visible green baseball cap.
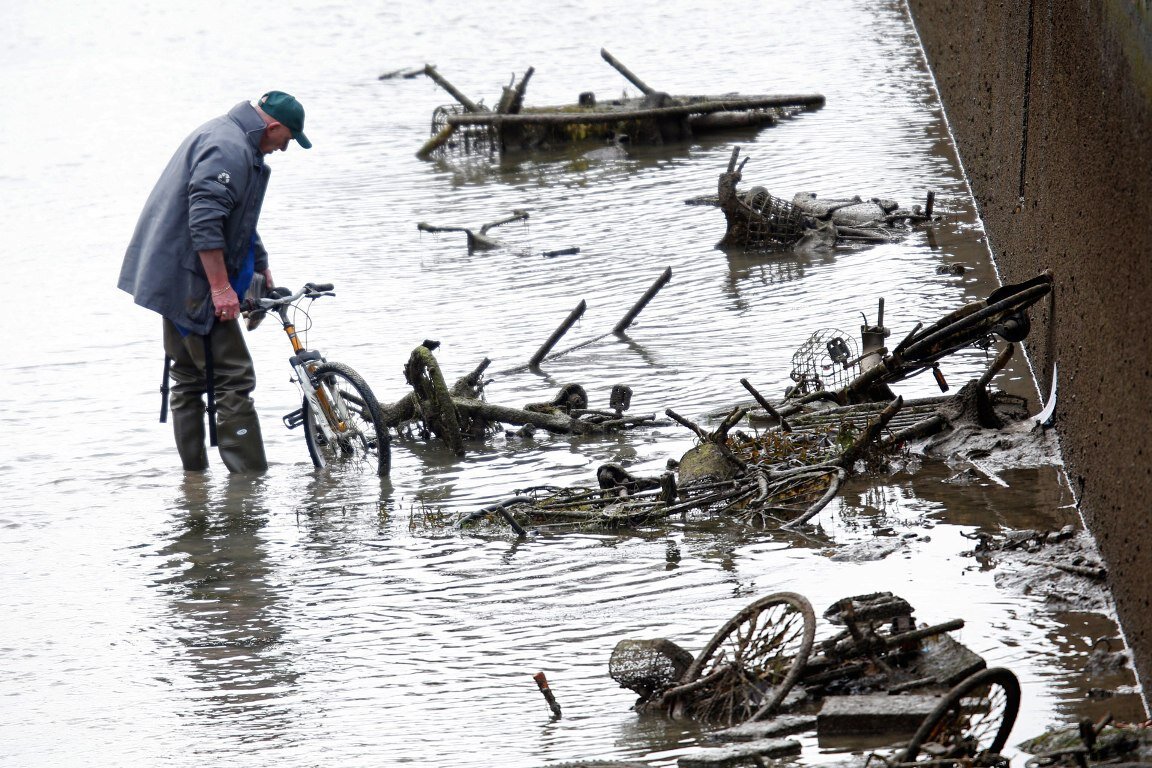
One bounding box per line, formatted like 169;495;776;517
258;91;312;148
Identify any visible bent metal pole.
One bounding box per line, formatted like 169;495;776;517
529;300;587;368
614;267;672;334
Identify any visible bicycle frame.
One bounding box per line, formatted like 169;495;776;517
260;286;344;445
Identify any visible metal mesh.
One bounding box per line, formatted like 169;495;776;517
430;104;495;156
790;328;860;394
738;186;810;249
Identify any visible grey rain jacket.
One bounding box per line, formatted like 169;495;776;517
119;102;271;335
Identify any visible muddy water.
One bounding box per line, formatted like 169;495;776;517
1;0;1142;766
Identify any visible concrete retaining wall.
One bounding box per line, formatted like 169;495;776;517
905;0;1152;706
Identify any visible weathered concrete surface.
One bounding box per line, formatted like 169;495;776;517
817;693;939;736
677;737;801;768
905;0;1152;707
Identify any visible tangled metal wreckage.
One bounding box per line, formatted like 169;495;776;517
687;146;940;251
398;49;825;158
455;270;1055;535
604;587;1144;768
376;52;1131;768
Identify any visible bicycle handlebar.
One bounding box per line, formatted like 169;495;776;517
242;282;335;312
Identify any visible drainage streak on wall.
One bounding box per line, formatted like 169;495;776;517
905;0;1152;707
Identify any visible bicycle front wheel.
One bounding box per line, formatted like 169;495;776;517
678;591;815;724
303;362;391;476
898;666;1021;763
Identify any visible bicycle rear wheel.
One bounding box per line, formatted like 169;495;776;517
303;362;391;476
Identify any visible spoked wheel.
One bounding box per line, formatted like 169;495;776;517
304;362;391;476
897;667;1021;764
677;592;815;725
747;465;845;528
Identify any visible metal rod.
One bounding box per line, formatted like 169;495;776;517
664;408;708;440
533;672;562;718
739;377;791;432
529;300;587;368
614;267;672;334
726;145;741;173
599;48;656;95
977;343;1015;389
421;65;484;113
497;507;527;537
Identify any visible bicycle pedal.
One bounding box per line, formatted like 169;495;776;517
282;408;306;430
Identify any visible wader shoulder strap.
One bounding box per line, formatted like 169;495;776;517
160;355;172;423
203;334;219;447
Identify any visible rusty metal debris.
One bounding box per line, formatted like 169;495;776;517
461;273;1054;533
411;51;824;158
381;342;659;459
1017;716;1152;767
416;209;529;252
609;590;1024;767
687;146;938;251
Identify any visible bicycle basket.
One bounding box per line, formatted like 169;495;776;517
737;187;810;250
790;328;860;394
430;104;495;156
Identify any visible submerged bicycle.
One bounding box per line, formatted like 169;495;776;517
245;282;390;476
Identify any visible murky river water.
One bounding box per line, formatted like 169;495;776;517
2;1;1143;766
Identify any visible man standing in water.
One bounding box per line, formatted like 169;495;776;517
119;91;311;473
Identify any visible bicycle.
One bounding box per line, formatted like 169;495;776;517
842;271;1053;401
653;591;816;725
245;282;390;476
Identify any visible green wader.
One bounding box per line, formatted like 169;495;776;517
162;318;268;474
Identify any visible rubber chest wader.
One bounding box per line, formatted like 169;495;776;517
161;319;267;473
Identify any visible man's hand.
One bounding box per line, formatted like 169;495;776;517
199;249;240;322
211;284;241;322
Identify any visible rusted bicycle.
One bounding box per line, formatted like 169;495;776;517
893;667;1021;766
645;592;817;725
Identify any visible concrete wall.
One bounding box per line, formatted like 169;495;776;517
905;0;1152;705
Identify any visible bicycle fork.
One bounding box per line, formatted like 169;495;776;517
281;349;347;444
276;314;351;442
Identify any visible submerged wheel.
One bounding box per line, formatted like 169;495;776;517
679;592;815;724
756;466;844;525
407;347;464;456
303;362;391;476
898;667;1021;763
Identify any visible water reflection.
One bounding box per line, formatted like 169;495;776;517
156;475;296;724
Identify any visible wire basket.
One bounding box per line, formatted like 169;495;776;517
789;328;860;394
430;104;495;156
738;186;810;249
